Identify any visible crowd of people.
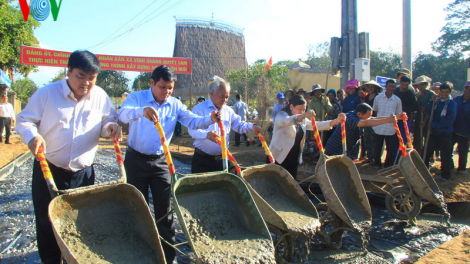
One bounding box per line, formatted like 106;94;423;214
270;68;470;183
2;47;469;264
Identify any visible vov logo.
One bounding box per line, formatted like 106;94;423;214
18;0;63;21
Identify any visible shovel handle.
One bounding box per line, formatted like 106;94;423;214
216;119;228;171
37;148;58;198
112;137;127;183
340;119;346;155
402;114;413;149
393;121;408;157
311;116;324;153
215;135;241;174
258;132;274;163
154;119;176;175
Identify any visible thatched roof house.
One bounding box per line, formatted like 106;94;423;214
172;18;247;99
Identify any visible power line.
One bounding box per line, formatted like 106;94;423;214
88;0;185;51
90;0;160;50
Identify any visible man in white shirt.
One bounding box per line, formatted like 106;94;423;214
189;78;262;173
232;94;248;146
372;79;403;168
0;88;15;144
16;50;121;264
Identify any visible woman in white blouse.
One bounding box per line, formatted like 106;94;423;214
269;94;346;179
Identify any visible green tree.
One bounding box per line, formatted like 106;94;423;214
11;77;38;109
413;52;467;90
433;0;470;56
369;50;402;79
304;42;332;70
226;60;289;120
0;0;40;82
50;69;66;83
95;70;130;97
132;72;152;91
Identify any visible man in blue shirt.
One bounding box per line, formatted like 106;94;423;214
118;65;219;264
452;81;470;174
272;92;284;123
325;103;396;158
423;82;457;181
189;78;262;173
232;94;248;146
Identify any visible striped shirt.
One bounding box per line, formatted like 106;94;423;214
325;111;361;156
372;93;402;135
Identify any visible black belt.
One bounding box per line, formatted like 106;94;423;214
194;148;222;160
127;146;164;160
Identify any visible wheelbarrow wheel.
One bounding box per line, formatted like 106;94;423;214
315;203;344;249
385;186;422;220
268;224;294;263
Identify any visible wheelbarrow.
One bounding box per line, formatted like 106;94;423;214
383;118;450;225
312;117;372;249
154;117;276;263
41;138;167;264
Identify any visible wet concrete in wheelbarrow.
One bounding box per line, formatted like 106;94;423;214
1;148;469;263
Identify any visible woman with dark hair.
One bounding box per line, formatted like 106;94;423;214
269;95;346;179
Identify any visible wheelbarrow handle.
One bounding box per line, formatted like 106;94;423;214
257;132;275;163
215;135;241;174
37;148;59;198
112;136;127;183
340;119;346;156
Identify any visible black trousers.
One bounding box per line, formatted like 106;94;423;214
452;133;469;172
124;147;175;263
32;160;94;264
234;131;247;146
425;133;453;179
0;117;11;143
191;148;224;173
374;134;398;168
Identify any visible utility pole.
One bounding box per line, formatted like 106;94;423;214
341;0;349;89
348;0;358;80
403;0;412;77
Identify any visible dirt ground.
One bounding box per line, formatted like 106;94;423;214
3;134;470;263
415;229;470;263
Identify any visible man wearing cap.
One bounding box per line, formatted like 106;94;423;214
118;65;220;263
284;89;294;106
394;75;418;151
232;94;249;147
0;87;15;144
296;88;307;98
362;80;383;162
188;77;262;173
272;92;284;123
413;76;436;154
451;81;470;174
371;79;403;168
396;68;411;83
423;82;457;181
197;95;206;104
308;84;332;121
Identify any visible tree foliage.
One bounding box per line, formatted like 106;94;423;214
0;0;40;82
132;72;152;91
433;0;470;56
369;50;402;79
95;70;130;97
413;52;467;90
304;42;332;70
11;77;38;109
50;70;66;83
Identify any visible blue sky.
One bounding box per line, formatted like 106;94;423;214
20;0;453;87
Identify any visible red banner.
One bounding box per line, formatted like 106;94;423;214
20;46;192;74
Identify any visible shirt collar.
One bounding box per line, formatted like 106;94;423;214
207;98;218;110
145;87;170;106
61;78;72;98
